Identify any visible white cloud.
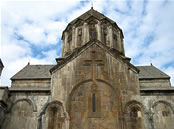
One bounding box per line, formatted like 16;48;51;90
44;20;67;44
1;0;174;87
101;0;174;86
42;49;57;63
18;24;45;44
0;0;81;86
1;0;81;44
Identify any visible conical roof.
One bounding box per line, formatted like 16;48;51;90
62;7;123;39
69;7;116;25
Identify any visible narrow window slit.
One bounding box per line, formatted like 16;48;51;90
92;93;96;112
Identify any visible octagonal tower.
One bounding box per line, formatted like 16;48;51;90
61;7;125;57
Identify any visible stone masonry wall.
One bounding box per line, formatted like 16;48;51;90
1;91;50;129
11;79;51;87
51;43;143;129
141;94;174;129
139;79;171;88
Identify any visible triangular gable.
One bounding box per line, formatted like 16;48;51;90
86;16;99;24
50;39;139;74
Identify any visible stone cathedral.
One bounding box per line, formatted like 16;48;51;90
1;7;174;129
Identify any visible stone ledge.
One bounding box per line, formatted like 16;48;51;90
0;86;8;89
140;87;174;91
9;87;50;92
140;87;174;96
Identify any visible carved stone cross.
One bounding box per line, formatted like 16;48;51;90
83;51;104;81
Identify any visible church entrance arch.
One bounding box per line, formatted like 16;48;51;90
38;101;66;129
124;100;146;129
68;80;121;129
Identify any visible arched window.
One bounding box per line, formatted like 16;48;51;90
89;24;97;40
92;93;96;112
77;28;82;46
130;107;142;118
162;111;170;117
126;106;143;129
130;108;138;118
67;34;72;48
113;33;117;48
88;84;101;118
103;26;107;44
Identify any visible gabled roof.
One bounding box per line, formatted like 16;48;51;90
50;39;139;74
10;63;170;80
137;65;170;79
10;47;170;80
11;65;54;80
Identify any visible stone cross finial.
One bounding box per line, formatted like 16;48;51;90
91;0;93;8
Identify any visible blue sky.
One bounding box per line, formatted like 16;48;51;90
0;0;174;86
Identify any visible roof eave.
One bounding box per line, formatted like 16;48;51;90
139;77;170;80
11;78;51;80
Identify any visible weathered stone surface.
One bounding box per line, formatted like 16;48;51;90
1;7;174;129
0;87;8;103
11;79;51;87
139;79;171;88
0;87;8;128
1;91;50;129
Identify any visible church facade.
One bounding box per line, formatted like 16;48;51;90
0;8;174;129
